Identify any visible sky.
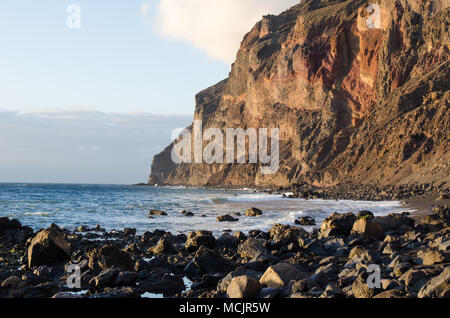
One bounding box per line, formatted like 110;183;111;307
0;0;299;184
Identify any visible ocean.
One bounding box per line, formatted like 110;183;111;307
0;183;413;236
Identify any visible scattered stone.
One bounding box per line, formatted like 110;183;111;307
245;208;263;217
181;211;194;217
217;215;239;222
148;210;168;216
295;216;316;226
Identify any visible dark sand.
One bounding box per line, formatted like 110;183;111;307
403;197;449;221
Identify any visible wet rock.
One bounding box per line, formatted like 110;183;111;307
320;212;357;238
217;215;239;222
148;210;168;216
88;245;134;271
185;231;216;252
28;225;70;268
123;228;136;236
245;208;263;217
238;238;269;259
418;267;450;298
295;216;316;226
226;275;261;298
181;210;194;217
260;263;306;288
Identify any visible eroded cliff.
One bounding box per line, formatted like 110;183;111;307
149;0;449;189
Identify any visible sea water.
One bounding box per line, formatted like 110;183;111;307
0;183;413;236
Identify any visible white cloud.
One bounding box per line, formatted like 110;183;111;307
149;0;300;63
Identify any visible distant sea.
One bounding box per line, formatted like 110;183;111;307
0;183;413;236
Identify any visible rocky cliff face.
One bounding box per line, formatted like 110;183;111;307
149;0;449;189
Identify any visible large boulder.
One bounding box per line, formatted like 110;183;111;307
185;231;216;252
269;224;308;246
88;245;134;271
185;246;234;276
418;267;450;298
227;276;261;298
237;238;269;259
320;212;357;238
260;263;307;288
372;213;414;232
0;218;22;236
351;218;384;239
27;225;70;268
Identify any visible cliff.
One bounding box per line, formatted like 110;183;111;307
148;0;449;189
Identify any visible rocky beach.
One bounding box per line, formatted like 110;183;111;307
1;201;448;299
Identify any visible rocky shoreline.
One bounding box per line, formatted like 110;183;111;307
0;205;449;299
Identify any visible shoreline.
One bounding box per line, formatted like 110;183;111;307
0;204;448;299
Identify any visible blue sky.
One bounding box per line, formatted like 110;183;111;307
0;0;298;183
0;0;231;114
